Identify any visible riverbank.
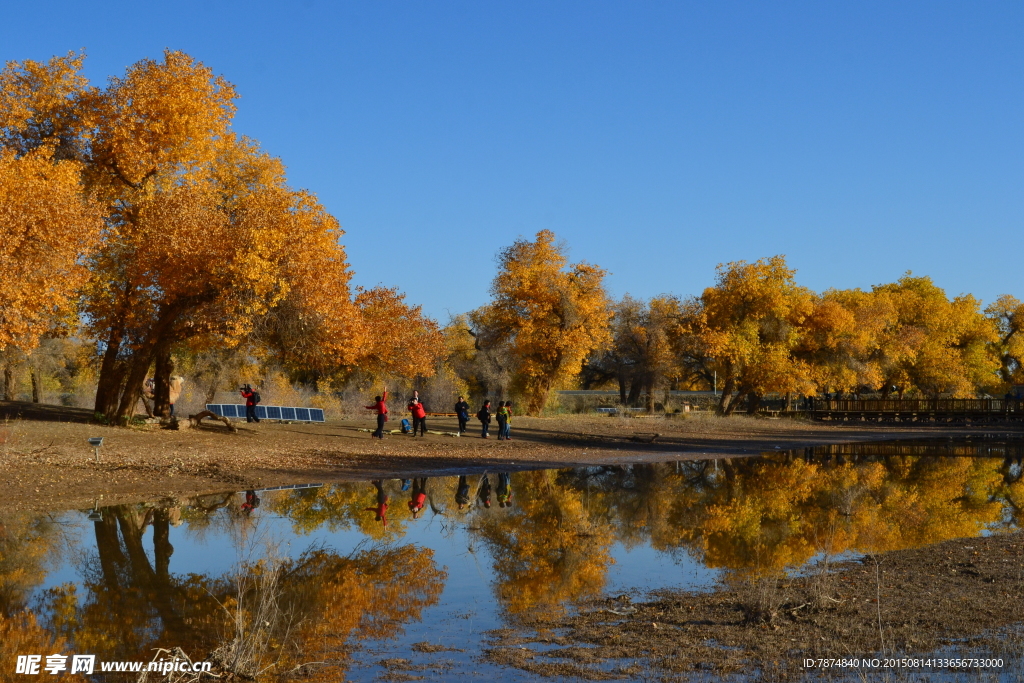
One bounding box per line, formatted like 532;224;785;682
485;530;1024;680
3;400;1023;513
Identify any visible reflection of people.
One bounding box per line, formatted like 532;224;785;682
455;475;471;510
365;388;388;439
455;396;470;434
241;490;261;514
497;473;513;508
478;474;492;508
408;478;428;518
408;397;427;436
477;401;492;439
365;480;389;529
240;384;259;423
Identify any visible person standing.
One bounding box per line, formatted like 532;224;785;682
502;401;513;440
408;397;427;436
477;400;492;438
365;388;388;438
495;401;509;440
455;396;470;434
240;384;260;423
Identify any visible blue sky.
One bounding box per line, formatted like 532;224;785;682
3;1;1021;321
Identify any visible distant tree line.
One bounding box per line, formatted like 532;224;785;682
3;52;1021;419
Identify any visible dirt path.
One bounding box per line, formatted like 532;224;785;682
3;400;1022;513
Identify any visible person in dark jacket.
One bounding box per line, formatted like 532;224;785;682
455;475;471;510
455;396;470;434
477;400;492;438
365;388;388;438
240;384;259;423
478;474;492;508
408;397;427;436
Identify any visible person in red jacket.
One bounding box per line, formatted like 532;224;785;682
365;480;389;529
408;477;428;518
365;388;388;438
408;397;427;436
240;384;259;423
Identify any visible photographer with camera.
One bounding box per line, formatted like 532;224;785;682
240;384;260;423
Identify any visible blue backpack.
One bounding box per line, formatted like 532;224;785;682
400;418;412;434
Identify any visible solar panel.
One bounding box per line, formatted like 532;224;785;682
201;403;323;422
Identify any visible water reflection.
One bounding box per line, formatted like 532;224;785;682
2;437;1021;680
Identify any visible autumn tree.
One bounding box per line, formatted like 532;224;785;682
870;274;998;397
0;147;102;353
794;288;895;396
475;230;611;413
985;295;1024;389
584;295;681;410
2;50;444;421
680;256;812;414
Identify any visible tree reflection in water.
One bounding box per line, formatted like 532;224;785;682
2;445;1021;679
21;493;445;680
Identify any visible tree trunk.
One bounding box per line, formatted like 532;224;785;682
626;375;642;407
30;367;40;403
3;364;14;401
717;373;736;415
746;392;762;414
617;371;627;405
94;334;126;417
114;351;156;424
153;341;174;418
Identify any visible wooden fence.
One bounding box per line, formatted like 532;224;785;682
808;398;1024;422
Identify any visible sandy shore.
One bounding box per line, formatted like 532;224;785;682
2;400;1022;513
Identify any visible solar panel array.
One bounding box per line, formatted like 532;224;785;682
206;404;326;423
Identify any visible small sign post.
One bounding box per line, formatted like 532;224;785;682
87;437;104;463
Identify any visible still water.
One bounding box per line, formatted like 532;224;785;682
5;437;1024;681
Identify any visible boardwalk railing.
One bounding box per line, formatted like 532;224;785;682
809;398;1024;421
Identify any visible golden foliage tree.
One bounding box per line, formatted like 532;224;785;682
585;295;682;409
476;230;611;413
681;256;813;414
0;51;104;354
2;49;443;420
870;274;998;397
986;295;1024;389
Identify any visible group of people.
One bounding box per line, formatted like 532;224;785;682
365;473;515;528
365;388;514;440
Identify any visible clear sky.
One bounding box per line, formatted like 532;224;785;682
3;1;1021;321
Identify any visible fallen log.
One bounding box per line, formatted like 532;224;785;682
185;410;237;433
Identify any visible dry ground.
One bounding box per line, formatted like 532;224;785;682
2;400;1022;513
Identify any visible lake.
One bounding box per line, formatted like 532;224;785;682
4;436;1023;681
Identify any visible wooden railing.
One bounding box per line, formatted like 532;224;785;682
808;397;1023;419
